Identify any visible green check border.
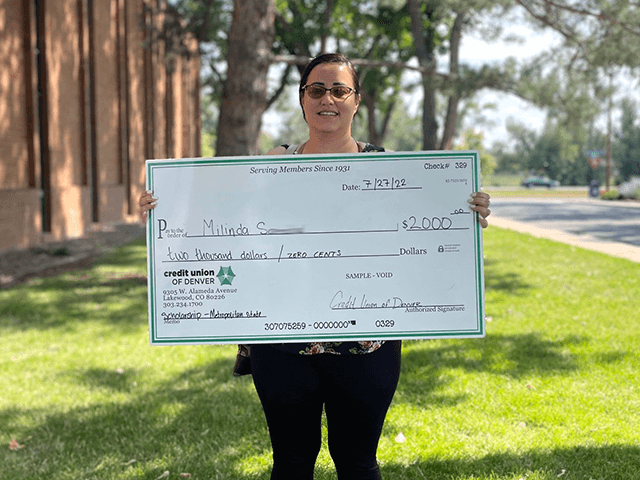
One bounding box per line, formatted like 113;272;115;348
146;151;484;345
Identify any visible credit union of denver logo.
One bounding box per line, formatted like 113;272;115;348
217;266;236;285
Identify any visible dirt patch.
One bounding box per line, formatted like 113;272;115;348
0;223;146;289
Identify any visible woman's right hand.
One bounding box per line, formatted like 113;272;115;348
139;190;157;224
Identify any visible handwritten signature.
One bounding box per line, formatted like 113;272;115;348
329;291;421;310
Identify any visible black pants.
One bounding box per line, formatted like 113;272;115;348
251;341;402;480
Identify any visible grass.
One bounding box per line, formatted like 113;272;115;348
483;174;524;187
2;231;640;479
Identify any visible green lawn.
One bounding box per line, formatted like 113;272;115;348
482;174;524;187
2;230;639;479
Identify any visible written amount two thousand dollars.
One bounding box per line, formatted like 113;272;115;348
145;151;485;345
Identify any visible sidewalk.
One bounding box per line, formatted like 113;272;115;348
490;215;640;264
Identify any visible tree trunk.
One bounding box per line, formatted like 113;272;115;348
421;78;438;150
440;12;464;150
216;0;275;156
363;91;379;145
408;0;438;150
320;0;334;54
362;89;395;146
379;99;396;145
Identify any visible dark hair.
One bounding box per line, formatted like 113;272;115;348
299;53;360;120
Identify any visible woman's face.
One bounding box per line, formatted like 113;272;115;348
301;63;360;136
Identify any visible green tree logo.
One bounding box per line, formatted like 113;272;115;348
217;267;236;285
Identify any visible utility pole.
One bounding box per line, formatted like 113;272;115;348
605;72;613;191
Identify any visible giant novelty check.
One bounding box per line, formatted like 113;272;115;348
146;151;485;345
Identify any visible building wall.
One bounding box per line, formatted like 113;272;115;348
46;0;87;239
127;0;148;215
0;0;39;248
0;0;200;251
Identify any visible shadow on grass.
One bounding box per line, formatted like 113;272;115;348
2;341;636;480
70;367;143;393
483;257;534;295
0;241;149;333
401;332;583;381
129;442;640;480
377;444;640;479
2;356;273;480
0;277;149;333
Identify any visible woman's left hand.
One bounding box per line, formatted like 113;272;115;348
468;192;491;228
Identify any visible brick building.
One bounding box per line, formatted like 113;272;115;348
0;0;201;252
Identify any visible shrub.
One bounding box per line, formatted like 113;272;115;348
600;189;622;200
49;246;70;256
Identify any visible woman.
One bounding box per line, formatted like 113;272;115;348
140;53;491;480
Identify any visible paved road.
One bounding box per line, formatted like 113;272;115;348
488;197;640;263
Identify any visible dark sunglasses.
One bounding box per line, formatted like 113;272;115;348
301;84;356;100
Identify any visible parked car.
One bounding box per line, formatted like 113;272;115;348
521;176;560;188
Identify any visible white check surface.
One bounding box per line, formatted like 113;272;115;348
146;151;484;345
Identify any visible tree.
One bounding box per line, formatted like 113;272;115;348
337;2;415;146
272;1;416;146
215;0;276;155
354;99;423;152
161;0;640;159
513;0;640;70
492;141;526;174
168;0;411;150
200;94;218;156
454;129;496;176
500;118;594;185
407;0;439;150
511;0;640;184
265;90;312;150
162;0;233;105
160;0;521;154
407;0;517;151
614;99;640;182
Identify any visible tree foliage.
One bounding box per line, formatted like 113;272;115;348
152;0;640;166
513;0;640;69
454;129;497;176
337;3;415;145
614;99;640;181
494;107;640;187
159;0;523;152
167;0;233;100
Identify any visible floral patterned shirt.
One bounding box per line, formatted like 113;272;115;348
272;340;385;356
